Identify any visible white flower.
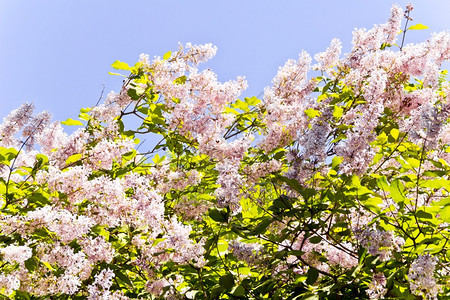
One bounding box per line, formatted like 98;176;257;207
0;245;32;264
408;254;440;300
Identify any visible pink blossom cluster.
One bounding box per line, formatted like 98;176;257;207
355;229;404;261
145;278;169;297
87;268;129;300
334;4;450;172
79;236;115;264
0;245;32;265
313;38;342;76
408;254;440;299
214;159;244;211
228;240;263;266
257;3;450;176
260;51;317;153
148;163;202;195
86;138;135;170
0;273;20;296
173;197;209;221
1;3;450;297
287;234;358;274
0;102;205;297
140;43;248;159
243;159;283;184
134;43;267;213
0;102;35;148
366;272;387;299
145;274;184;299
285;149;320;185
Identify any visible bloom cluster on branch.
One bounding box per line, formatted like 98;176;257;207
0;3;449;299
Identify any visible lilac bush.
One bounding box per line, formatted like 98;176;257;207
0;4;449;299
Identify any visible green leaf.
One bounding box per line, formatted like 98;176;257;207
309;236;322;244
13;291;31;300
152;154;165;164
304;108;321;119
416;210;433;219
233;99;249;112
238;267;251;275
389;179;406;203
65;153;82;165
152;238;166;247
210;286;225;298
209;208;227;223
25;257;38;272
408;23;429;30
35;154;49;164
78;112;90;121
231;285;246;296
114;270;133;286
377;132;388;144
42;261;54;271
420;178;450;191
332;156;343;168
272;196;292;210
111;60;131;70
333;106;343;119
163;51;172;60
32;228;52;240
219;273;234;290
306;267;319;285
0;182;5;195
441;206;450;222
136;106;149;115
253;218;272;234
423;170;447;177
61;118;83;126
127;86;146;100
108;72;127;77
376;176;390;191
362;197;382;214
217;240;228;254
299;294;319;300
28;192;51;206
122;150;137;161
174;75;187;85
277;175;302;193
245;96;261;106
390;128;399;140
300;188;316;201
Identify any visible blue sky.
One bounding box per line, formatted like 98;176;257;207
1;0;450;122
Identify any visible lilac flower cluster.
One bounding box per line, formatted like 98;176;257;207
258;3;450;176
0;245;32;265
287;234;358;274
366;272;387;299
1;3;450;297
408;254;440;299
228;240;263;266
355;229;404;261
0;98;205;297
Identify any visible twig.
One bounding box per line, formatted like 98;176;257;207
95;84;106;106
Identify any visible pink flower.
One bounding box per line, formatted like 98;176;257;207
408;254;440;299
314;38;342;74
367;273;387;299
0;103;34;148
0;245;32;264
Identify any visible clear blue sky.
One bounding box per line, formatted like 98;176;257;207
1;0;449;122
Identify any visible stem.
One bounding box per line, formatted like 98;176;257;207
400;10;411;50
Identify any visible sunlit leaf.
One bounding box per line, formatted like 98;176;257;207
408;23;429;30
61;118;83;126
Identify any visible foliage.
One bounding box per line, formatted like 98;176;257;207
0;4;450;299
